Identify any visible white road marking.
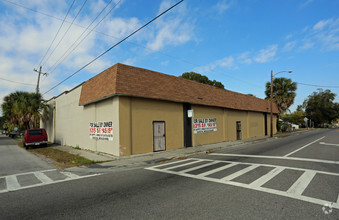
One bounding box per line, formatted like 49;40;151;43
209;153;339;165
6;175;20;190
0;171;102;194
197;163;239;177
162;160;202;171
146;158;339;209
60;171;80;179
319;142;339;147
1;169;57;178
221;164;259;181
178;161;219;173
150;159;198;169
283;136;325;157
287;170;316;195
34;172;53;184
249;167;284;188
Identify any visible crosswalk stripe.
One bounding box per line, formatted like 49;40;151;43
287;170;316;195
34;172;53;184
162;160;202;171
249;167;285;188
6;175;20;190
150;159;197;169
197;163;239;177
178;161;220;173
221;164;260;181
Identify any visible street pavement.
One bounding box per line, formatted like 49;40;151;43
0;135;101;194
0;129;338;219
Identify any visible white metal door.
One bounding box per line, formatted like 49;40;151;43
153;121;166;152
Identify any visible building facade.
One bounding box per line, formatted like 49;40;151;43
42;63;278;157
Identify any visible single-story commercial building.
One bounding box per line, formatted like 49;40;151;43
42;63;278;157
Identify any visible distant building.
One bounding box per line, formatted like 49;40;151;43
42;63;278;157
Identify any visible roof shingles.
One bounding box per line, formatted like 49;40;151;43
79;63;278;113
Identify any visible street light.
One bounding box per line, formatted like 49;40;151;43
270;70;292;137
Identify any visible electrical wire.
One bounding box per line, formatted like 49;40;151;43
36;0;76;68
2;0;263;89
297;82;339;88
43;0;184;95
0;77;35;86
47;0;121;74
40;0;88;68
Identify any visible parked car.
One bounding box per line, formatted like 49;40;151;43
23;128;48;149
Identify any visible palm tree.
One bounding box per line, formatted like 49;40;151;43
265;77;297;116
1;91;49;130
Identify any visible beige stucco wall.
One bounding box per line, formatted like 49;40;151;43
42;86;120;156
224;109;248;141
119;96;184;156
192;105;224;146
248;111;265;138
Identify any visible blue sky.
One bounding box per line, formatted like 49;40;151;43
0;0;338;115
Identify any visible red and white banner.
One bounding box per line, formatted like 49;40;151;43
193;118;217;134
89;121;113;141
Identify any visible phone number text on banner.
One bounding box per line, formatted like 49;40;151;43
89;121;113;141
193;118;217;134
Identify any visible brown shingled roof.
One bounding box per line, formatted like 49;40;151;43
79;63;279;113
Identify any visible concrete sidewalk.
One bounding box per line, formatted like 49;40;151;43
54;128;318;170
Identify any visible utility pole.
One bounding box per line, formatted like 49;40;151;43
34;66;48;94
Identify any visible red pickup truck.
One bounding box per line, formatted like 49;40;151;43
23;128;48;149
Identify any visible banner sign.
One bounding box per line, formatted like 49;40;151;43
193;118;217;134
89;121;113;141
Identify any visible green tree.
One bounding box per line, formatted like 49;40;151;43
180;72;225;89
1;91;49;130
289;110;305;125
303;89;339;127
265;77;297;116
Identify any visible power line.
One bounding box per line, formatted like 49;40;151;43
297;82;339;88
41;0;88;67
43;0;184;95
3;0;261;89
37;0;76;68
47;0;120;74
0;77;35;86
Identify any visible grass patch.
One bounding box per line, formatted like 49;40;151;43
28;147;97;169
12;136;98;169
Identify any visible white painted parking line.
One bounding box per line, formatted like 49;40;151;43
6;175;20;190
249;167;284;188
221;164;259;181
287;170;316;195
178;161;220;173
209;153;339;165
283;136;325;157
319;142;339;147
34;172;53;184
197;163;239;177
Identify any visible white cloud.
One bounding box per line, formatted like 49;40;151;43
282;41;297;52
253;45;278;63
237;52;252;64
300;0;313;8
313;19;331;31
194;56;234;73
145;0;195;52
299;41;314;50
215;0;232;14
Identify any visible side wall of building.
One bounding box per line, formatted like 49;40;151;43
42;86;120;156
119;96;184;156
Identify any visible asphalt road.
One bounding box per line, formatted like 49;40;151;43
0;129;338;219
